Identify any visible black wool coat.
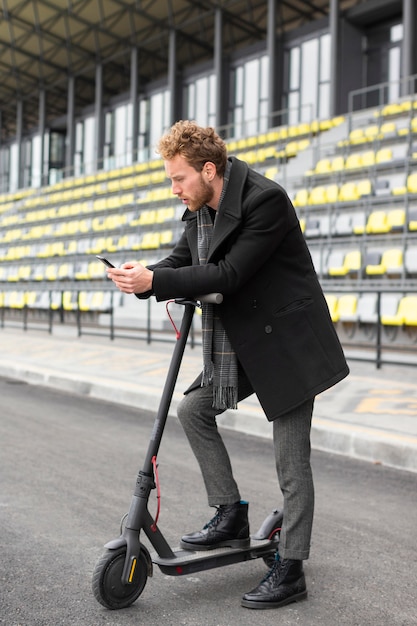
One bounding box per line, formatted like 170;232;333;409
147;157;349;420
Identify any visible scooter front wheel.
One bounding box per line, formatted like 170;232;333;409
92;546;148;609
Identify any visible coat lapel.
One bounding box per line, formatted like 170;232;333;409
208;157;248;260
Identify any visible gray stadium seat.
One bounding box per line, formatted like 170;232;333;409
404;246;417;276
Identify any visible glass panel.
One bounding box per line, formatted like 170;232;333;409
83;117;95;174
319;83;330;119
195;76;208;126
388;47;401;101
391;24;403;43
301;38;318;121
9;144;18;192
290;47;300;90
320;34;331;82
31;135;41;188
288;91;299;125
115;105;127;167
244;58;259;135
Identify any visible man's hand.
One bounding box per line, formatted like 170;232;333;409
106;262;153;294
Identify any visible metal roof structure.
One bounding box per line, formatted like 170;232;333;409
1;0;364;138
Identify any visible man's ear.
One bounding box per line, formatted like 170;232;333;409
204;161;216;181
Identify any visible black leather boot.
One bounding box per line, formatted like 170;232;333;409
241;555;307;609
180;501;250;551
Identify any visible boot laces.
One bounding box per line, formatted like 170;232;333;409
261;552;281;583
203;506;223;530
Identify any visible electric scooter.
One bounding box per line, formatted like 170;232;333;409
92;294;283;610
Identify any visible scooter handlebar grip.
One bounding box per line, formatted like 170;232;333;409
197;293;223;304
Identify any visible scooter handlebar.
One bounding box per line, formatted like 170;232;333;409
197;293;223;304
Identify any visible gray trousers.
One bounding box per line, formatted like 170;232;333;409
177;370;314;561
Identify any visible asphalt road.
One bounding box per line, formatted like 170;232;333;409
1;377;416;626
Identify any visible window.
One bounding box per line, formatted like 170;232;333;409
137;89;171;161
186;73;216;128
286;33;331;124
230;55;269;138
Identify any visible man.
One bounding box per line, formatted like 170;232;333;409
107;120;349;609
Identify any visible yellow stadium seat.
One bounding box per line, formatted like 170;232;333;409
409;209;417;231
324;294;339;322
328;250;361;277
338;182;359;202
348;128;365;144
386;208;406;232
325;184;339;204
330;156;345;172
365;210;389;234
314;159;332;174
407;173;417;194
159;230;173;246
366;248;403;276
361;150;376;167
293;189;309;207
308;186;327;205
375;147;393;164
337;294;358;322
381;296;417;326
345;153;362;170
63;291;78;311
357;179;372;197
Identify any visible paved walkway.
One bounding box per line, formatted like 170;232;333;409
1;324;416;473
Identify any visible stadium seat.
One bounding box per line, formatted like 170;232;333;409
308;185;327;205
386;208;406;232
334;213;354;236
338;181;359;202
408;209;417;231
375;147;393;164
304;218;321;238
328;249;361;277
381;296;417;326
314;158;332;174
331;156;345;172
324;294;339;322
345;153;363;170
309;249;323;276
336;294;358;322
407;173;417;194
365;249;403;277
356;293;378;324
352;212;367;234
325;250;346;276
365;210;389;234
404;247;417;276
293;188;309;207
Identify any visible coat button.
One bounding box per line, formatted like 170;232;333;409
265;325;272;334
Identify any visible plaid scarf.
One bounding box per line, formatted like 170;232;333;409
197;163;238;410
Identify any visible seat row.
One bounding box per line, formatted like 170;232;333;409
325;292;417;328
0;289;118;313
312;246;417;279
301;207;417;238
306;146;399;177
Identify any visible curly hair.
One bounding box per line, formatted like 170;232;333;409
156;120;228;177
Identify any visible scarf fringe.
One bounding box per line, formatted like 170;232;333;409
212;385;238;411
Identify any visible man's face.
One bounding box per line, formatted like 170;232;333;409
165;154;214;212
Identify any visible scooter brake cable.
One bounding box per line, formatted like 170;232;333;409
150;455;161;532
165;300;181;339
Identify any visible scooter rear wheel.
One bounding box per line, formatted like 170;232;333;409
92;546;148;609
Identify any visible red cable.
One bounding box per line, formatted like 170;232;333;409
166;300;181;339
150;455;161;532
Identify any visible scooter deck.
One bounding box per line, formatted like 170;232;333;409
151;537;278;576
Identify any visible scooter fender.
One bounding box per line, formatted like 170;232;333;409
104;536;153;578
252;508;283;540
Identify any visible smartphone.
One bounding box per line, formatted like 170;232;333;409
96;255;115;268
